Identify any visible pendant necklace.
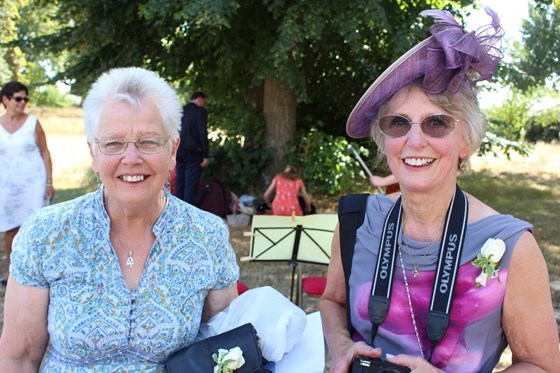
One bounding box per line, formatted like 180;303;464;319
110;195;167;269
400;220;438;278
398;247;425;358
112;228;153;269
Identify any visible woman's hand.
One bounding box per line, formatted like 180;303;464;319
44;184;54;201
385;353;445;373
329;339;381;373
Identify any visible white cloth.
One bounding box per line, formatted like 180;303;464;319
198;286;307;362
275;311;325;373
0;115;46;231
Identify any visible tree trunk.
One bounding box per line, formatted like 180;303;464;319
263;75;296;178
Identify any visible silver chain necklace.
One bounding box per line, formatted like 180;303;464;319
400;236;437;278
110;195;167;269
401;218;438;278
398;247;425;358
112;228;153;268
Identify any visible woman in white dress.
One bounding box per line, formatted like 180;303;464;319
0;81;54;285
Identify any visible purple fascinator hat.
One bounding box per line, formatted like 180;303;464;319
346;8;504;139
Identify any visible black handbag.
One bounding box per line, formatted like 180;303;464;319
166;323;269;373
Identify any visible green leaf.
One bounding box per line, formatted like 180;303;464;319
472;258;488;267
484;264;495;278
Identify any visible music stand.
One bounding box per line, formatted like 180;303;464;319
246;214;337;303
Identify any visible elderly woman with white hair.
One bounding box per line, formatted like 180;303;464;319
0;67;239;372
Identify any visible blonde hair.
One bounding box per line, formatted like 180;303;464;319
370;79;486;170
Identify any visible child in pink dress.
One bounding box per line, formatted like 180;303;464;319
264;164;312;216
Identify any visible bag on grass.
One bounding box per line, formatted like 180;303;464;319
196;180;233;218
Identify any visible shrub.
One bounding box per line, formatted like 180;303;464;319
32;85;74;108
201;110;271;195
524;106;560;143
480;118;531;159
285;130;376;196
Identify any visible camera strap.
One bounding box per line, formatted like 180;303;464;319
368;184;468;361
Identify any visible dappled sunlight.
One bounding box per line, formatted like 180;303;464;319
47;134;92;190
471;142;560;176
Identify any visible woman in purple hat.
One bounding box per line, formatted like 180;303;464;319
319;8;559;373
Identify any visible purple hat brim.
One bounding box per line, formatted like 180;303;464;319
346;36;438;139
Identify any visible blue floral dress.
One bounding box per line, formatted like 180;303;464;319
11;187;239;372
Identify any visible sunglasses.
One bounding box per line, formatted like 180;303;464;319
378;114;457;138
11;96;30;103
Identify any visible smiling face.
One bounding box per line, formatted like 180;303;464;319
90;99;179;209
383;85;469;193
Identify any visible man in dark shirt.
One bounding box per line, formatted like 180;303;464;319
175;91;209;204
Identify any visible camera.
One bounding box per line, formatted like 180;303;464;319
351;356;411;373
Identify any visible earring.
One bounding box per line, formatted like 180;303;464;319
458;156;468;171
96;173;102;187
164;171;171;193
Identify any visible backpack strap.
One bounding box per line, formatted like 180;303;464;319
337;193;370;334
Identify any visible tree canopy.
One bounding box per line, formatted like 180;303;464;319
5;0;497;189
502;0;560;90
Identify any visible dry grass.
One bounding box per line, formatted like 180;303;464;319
465;144;560;312
470;142;559;177
29;106;84;135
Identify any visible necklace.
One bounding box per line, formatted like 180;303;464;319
398;247;425;358
112;228;153;268
110;194;167;269
400;220;438;278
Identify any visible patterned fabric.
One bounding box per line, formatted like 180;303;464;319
0;115;46;231
348;194;532;373
11;187;239;372
271;175;304;216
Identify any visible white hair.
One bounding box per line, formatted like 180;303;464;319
83;67;182;143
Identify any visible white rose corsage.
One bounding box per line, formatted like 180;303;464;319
212;346;246;373
472;238;506;288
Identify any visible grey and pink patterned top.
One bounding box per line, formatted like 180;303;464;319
349;194;531;373
11;187;239;372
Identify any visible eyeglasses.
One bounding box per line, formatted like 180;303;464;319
378;114;458;138
11;96;29;103
95;136;170;155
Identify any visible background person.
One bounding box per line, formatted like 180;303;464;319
0;67;239;372
319;9;559;373
0;81;54;286
369;174;396;188
175;91;209;205
369;173;399;194
264;164;312;216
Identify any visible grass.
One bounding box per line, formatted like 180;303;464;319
461;144;560;281
28;106;96;201
30;106;85;135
